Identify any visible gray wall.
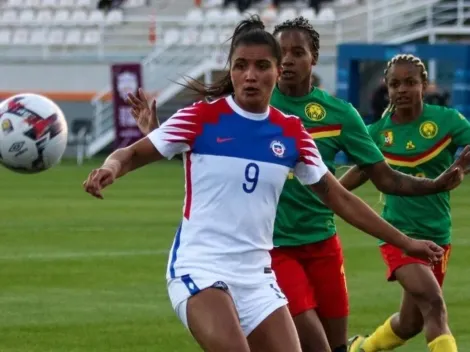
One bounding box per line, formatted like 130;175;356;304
0;62;111;91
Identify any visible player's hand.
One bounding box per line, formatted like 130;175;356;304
458;145;470;175
127;88;159;135
82;168;116;199
434;145;470;191
403;239;444;263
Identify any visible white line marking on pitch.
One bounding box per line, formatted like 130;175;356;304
0;249;169;261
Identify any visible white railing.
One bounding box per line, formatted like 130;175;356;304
85;0;470;157
334;0;441;44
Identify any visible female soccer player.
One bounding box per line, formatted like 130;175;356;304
269;18;470;352
343;54;470;352
127;17;469;352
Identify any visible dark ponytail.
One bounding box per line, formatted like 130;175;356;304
183;15;281;99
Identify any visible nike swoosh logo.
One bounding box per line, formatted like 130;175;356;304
216;137;234;143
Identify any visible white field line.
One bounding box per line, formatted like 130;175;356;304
0;249;169;261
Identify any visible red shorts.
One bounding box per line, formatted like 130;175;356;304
270;234;348;318
380;243;452;287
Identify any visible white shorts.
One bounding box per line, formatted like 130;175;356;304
167;274;288;336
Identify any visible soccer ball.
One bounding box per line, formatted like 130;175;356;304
0;93;68;173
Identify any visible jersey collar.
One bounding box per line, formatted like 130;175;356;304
226;95;270;121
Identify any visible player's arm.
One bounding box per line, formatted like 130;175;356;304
338;165;369;191
101;137;162;179
337;108;468;195
339;161;440;195
309;172;442;261
450;111;470;173
84;104;199;199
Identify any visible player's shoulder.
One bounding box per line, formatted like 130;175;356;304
171;97;230;122
367;117;387;135
269;105;302;127
314;88;356;112
424;103;460;121
313;88;362;121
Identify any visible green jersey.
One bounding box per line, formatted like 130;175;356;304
271;86;384;246
368;104;470;245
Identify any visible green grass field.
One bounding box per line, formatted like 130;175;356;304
1;159;469;351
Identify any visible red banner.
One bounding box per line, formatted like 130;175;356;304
111;63;144;149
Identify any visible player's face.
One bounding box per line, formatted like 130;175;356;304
386;63;426;109
230;44;280;113
276;30;315;86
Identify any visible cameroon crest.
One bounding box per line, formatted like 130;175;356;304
419;121;438;139
383;130;394;147
305;103;326;121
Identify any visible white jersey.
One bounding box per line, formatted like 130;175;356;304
148;96;328;286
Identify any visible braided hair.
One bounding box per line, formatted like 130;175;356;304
382;54;428;117
273;16;320;62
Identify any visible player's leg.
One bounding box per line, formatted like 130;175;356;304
306;235;349;352
294;311;331;352
168;277;250;352
395;263;456;351
350;245;455;352
351;292;420;352
387;244;451;342
235;277;302;352
247;305;303;352
271;246;331;351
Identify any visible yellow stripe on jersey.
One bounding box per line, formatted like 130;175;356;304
307;124;342;140
384;135;452;167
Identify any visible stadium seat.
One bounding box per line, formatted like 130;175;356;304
123;0;145;8
36;9;54;23
88;10;105;25
1;10;18;24
181;27;199;45
4;0;23;8
65;28;81;44
41;0;59;8
83;29;100;44
299;8;316;22
218;27;232;44
48;28;64;44
205;8;223;23
30;29;48;44
241;7;259;17
13;29;28;45
53;9;69;25
337;0;357;5
223;7;240;24
76;0;91;8
19;9;35;24
23;0;41;6
260;7;277;23
317;7;335;22
58;0;74;7
186;8;203;22
106;9;123;26
200;28;217;45
70;9;88;25
0;30;11;45
279;8;297;23
163;28;179;46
